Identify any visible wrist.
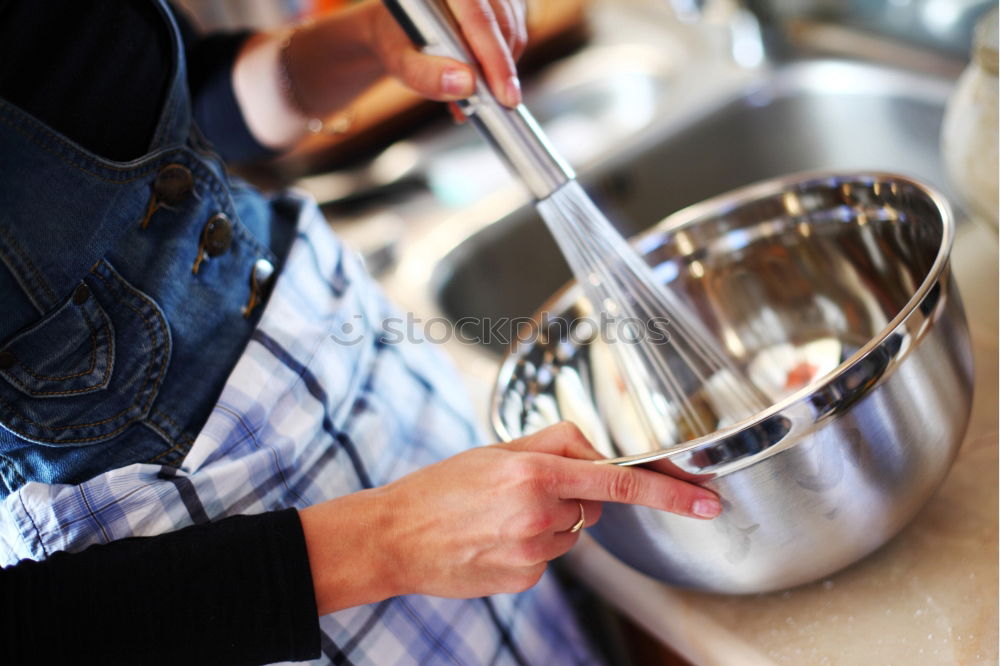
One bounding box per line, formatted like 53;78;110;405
288;4;387;118
299;488;401;615
232;30;308;149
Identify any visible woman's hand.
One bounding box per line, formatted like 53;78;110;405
299;422;722;615
365;0;527;106
234;0;526;149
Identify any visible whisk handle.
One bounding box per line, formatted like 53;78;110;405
382;0;575;200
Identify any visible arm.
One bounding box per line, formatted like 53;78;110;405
0;509;319;665
300;422;721;614
0;422;719;663
231;0;527;150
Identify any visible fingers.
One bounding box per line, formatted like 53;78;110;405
508;523;586;568
501;563;546;594
371;0;525;105
524;530;580;563
444;0;521;106
553;458;723;519
508;499;601;568
568;499;602;531
488;0;527;60
548;498;602;534
487;0;516;54
370;4;476;101
397;49;477;100
498;421;604;461
498;423;721;518
509;1;528;60
579;499;602;528
375;15;477;100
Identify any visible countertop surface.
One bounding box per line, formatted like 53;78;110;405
563;219;999;666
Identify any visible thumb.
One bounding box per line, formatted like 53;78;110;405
369;3;476;101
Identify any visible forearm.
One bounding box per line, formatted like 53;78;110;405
299;487;401;615
232;2;386;150
232;0;524;152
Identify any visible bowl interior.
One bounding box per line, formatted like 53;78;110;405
493;174;948;458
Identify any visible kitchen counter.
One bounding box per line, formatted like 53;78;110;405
563;219;999;666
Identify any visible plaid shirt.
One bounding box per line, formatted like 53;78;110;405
0;194;599;666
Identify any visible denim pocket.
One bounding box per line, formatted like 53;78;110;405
0;261;171;445
0;284;114;397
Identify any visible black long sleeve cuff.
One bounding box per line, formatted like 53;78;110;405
1;508;320;665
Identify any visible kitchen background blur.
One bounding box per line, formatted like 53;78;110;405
178;1;996;664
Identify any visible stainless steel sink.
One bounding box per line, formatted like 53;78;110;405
431;60;957;355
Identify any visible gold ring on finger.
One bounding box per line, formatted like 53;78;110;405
569;501;585;534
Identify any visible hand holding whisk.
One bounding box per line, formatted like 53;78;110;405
384;0;769;446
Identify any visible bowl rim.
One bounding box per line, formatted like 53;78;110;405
490;169;956;465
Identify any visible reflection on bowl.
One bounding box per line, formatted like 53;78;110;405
493;172;973;593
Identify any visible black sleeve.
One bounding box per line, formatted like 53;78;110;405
173;6;279;163
0;508;321;665
0;1;277;164
0;0;173;163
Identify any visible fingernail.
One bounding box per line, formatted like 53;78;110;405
505;76;522;106
692;499;722;519
442;68;473;97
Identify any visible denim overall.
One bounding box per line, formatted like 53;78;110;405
0;0;295;497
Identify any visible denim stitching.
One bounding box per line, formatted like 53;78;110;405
1;106;234;199
0;101;169;177
146;436;193;465
144;407;196;465
140;414;184;453
0;263;168;441
140;410;192;468
86;262;170;415
0;394;138;440
0;111;159;182
0;225;58;310
0;107;276;266
12;304;101;381
3;299;113;391
149;407;193;444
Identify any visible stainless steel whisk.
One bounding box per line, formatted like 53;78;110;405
384;0;769;441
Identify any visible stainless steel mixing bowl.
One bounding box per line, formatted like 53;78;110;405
492;172;973;593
